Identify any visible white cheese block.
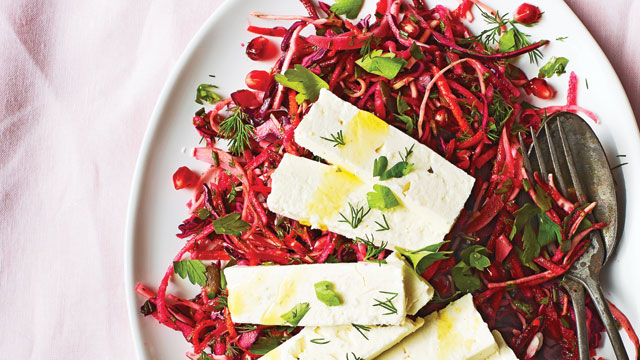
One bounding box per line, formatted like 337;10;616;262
486;331;518;360
262;318;424;360
293;88;475;248
267;153;450;251
376;294;498;360
387;251;434;315
224;262;407;326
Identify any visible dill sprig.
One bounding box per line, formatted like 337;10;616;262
373;291;399;315
351;323;371;340
346;353;365;360
339;202;371;229
375;214;390;231
218;107;255;156
467;7;543;65
355;234;387;262
320;130;346;147
400;144;415;162
310;338;330;344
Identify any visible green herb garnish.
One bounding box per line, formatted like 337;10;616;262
281;303;311;326
339;202;371;229
375;214;390;231
538;56;569;78
211;213;250;237
314;281;342;306
367;184;400;210
195;84;221;105
173;259;207;286
351;324;371;340
275;64;329;103
396;241;451;274
310;338;331;344
373;291;399;315
330;0;364;19
320;130;346;147
218;107;255;156
356;50;408;80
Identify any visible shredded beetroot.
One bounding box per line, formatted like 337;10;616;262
135;1;636;359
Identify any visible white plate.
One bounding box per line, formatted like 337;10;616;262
125;0;640;358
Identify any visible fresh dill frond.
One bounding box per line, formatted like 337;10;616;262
310;338;330;344
218;107;255;156
339;202;371;229
320;130;346;147
355;234;387;262
372;291;399;315
375;214;390;231
351;324;371;340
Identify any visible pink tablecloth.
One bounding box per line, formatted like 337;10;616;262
0;0;637;358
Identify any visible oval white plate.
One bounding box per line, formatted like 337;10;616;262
125;0;640;358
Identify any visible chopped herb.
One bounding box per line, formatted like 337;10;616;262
396;241;451;274
556;36;568;41
236;324;258;333
346;353;364;360
281;303;311;326
218;107;255;156
314;281;342;306
310;338;331;344
338;202;371;229
355;234;387;263
197;208;211;220
195;84;221;105
375;214;391;231
351;323;371;340
616;154;627;157
366;184;400;210
468;8;543;64
373;291;399;315
330;0;364;19
173;259;208;286
212;213;250;237
373;156;389;177
320;130;346;147
460;245;491;271
538;57;569;78
274;64;329;103
585;78;589;89
198;351;214;360
451;261;483;293
409;42;426;60
356;50;408;80
397;95;410;115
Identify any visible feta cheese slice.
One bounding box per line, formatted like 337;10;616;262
376;294;498;360
486;331;518;360
262;318;424;360
387;251;434;315
294;89;475;248
267;153;449;251
224;262;407;326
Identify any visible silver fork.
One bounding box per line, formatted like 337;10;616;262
518;114;629;360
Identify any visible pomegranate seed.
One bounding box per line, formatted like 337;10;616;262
524;78;556;99
514;3;542;25
246;36;275;61
399;17;420;38
172;166;199;190
245;70;272;92
231;89;260;109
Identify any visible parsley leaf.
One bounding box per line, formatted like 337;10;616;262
212;213;250;237
509;203;539;239
498;28;517;52
330;0;364;19
281;303;310;326
173;259;208;286
396;95;410;115
521;222;540;264
274;64;329;103
451;262;483;293
538;56;569;78
380;161;413;180
366;184;399;210
356;50;407;80
373;156;388;177
195;84;221;105
314;281;342;306
460;245;491;271
396;242;451;274
538;213;562;246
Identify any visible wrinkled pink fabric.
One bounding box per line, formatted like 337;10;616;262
0;0;637;358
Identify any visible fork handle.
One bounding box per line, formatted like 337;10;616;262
576;275;630;360
562;277;590;360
